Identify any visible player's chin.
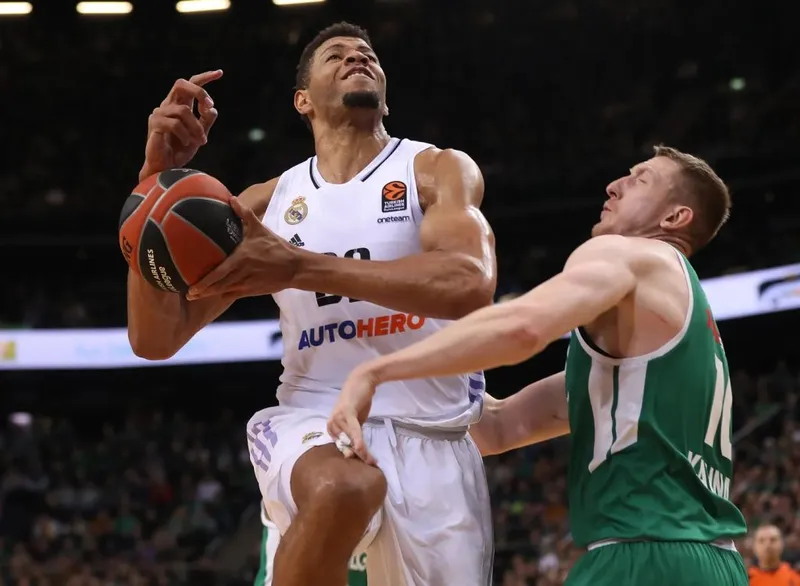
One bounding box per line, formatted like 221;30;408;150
590;221;609;237
342;89;381;110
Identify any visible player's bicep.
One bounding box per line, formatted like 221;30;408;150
237;177;279;221
416;148;496;282
510;237;639;338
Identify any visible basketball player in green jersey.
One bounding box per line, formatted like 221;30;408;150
256;505;367;586
328;145;748;585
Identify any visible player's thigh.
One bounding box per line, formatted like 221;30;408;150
246;407;385;549
565;542;748;586
364;425;493;586
246;406;333;532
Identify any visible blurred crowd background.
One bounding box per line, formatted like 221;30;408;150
1;0;800;584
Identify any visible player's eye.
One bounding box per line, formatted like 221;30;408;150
326;54;341;62
367;55;377;62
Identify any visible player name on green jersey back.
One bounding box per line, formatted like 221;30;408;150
564;252;747;548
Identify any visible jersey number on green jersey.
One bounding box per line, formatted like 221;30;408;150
588;355;733;472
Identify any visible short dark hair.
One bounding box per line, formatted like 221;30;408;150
295;21;373;91
654;145;731;251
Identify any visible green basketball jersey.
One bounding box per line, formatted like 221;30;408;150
348;553;368;586
564;252;747;548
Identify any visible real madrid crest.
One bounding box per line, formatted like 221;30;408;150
284;196;308;225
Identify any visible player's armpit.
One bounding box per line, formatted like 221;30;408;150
470;373;569;456
128;179;277;360
289;149;496;320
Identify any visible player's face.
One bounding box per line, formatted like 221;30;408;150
305;36;387;117
592;156;684;238
754;526;783;562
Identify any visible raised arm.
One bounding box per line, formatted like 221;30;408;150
290;148;497;319
469;373;569;457
128;180;276;359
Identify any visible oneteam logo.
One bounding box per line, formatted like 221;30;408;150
297;312;426;350
377;215;410;224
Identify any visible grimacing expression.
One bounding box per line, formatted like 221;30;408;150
593;156;688;238
302;36;388;117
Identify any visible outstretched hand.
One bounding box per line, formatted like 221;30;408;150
186;197;299;301
327;368;380;466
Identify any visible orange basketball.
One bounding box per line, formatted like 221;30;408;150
118;169;243;294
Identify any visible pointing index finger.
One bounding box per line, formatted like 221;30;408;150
189;69;224;87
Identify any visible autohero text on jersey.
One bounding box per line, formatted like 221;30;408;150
297;312;426;350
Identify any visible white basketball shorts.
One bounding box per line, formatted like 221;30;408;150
246;405;494;586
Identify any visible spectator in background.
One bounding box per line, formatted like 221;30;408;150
749;524;800;586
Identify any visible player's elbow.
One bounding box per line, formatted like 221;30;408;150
448;269;495;319
128;328;180;361
470;398;507;456
507;319;543;357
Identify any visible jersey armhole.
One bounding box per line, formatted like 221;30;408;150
573;246;696;365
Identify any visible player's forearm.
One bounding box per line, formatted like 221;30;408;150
475;373;570;456
355;300;542;391
290;249;494;320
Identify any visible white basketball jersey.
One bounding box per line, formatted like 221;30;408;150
263;137;485;429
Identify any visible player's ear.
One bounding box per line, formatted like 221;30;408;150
294;89;313;117
661;204;693;232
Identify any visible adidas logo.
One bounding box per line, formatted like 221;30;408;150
289;234;305;247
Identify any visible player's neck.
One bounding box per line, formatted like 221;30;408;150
313;124;391;184
642;231;691;257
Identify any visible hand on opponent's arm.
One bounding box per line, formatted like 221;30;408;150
327;235;646;462
187;149;497;319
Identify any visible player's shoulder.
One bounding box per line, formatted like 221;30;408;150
414;146;480;176
569;234;641;259
238;177;280;220
568;236;673;273
413;147;483;208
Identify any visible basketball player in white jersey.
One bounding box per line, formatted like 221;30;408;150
127;22;496;586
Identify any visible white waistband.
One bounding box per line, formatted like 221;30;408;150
587;538;737;552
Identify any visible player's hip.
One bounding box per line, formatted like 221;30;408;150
246;406;488;499
566;540;747;586
246;404;478;447
273;381;483;429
